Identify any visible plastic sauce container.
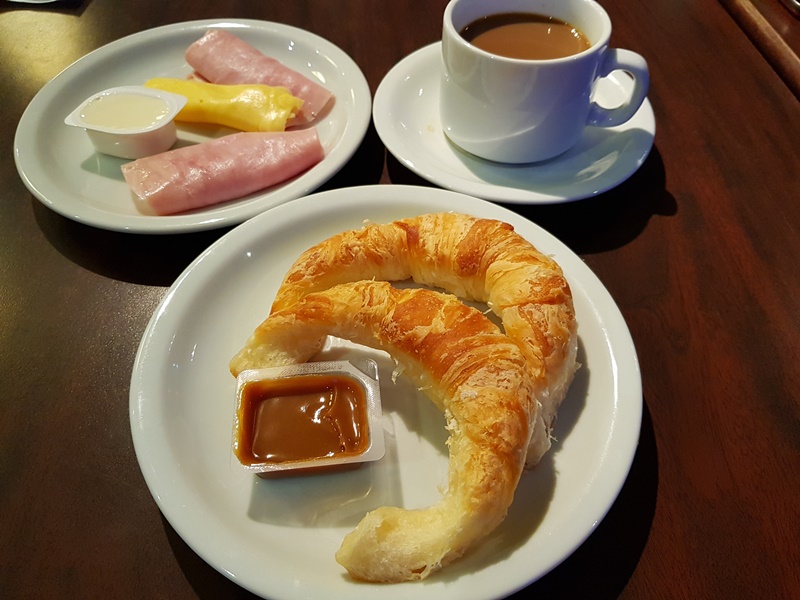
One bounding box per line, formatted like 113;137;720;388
64;86;187;159
233;360;385;477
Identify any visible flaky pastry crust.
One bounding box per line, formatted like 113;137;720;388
230;281;535;582
270;212;578;466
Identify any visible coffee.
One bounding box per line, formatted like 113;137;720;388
460;12;591;60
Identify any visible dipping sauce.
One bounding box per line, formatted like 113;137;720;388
460;12;591;60
236;373;370;466
65;86;187;159
80;92;172;130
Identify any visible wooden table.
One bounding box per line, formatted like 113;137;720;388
1;0;798;598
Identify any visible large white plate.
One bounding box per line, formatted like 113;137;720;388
130;185;642;600
13;19;371;234
374;43;655;204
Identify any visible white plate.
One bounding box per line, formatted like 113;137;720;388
130;185;642;600
13;19;371;234
373;43;656;204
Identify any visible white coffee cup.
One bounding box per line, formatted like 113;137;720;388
440;0;649;163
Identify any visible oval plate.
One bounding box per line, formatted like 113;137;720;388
14;19;371;234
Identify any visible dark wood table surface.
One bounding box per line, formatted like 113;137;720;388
1;0;798;598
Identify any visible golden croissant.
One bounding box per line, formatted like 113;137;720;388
229;281;535;582
270;212;578;467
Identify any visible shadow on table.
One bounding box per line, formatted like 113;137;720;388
387;145;676;256
32;197;233;287
32;122;385;287
162;515;262;599
507;398;659;599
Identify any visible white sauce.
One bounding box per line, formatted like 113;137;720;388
80;93;171;130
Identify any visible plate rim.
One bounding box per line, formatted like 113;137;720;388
373;42;656;205
13;18;372;234
130;184;643;599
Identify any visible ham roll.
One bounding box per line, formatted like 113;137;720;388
121;129;324;216
185;29;334;126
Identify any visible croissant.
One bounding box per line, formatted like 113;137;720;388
270;212;578;466
229;281;535;582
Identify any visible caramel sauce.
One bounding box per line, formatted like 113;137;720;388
236;374;370;466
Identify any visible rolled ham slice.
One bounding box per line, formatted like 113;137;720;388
185;30;334;126
121;129;324;216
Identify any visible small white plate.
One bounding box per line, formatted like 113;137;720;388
13;19;371;234
373;43;656;204
130;185;642;600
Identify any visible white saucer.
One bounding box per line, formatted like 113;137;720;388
373;43;656;204
14;19;371;234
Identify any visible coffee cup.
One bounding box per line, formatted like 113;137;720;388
440;0;649;164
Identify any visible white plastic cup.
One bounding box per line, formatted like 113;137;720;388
65;86;187;159
232;360;385;477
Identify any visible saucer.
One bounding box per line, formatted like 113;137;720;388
373;43;656;204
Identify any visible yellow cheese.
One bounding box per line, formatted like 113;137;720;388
144;78;303;132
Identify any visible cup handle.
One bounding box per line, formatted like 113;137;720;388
587;48;650;127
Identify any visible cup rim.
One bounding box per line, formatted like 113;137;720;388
443;0;612;64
